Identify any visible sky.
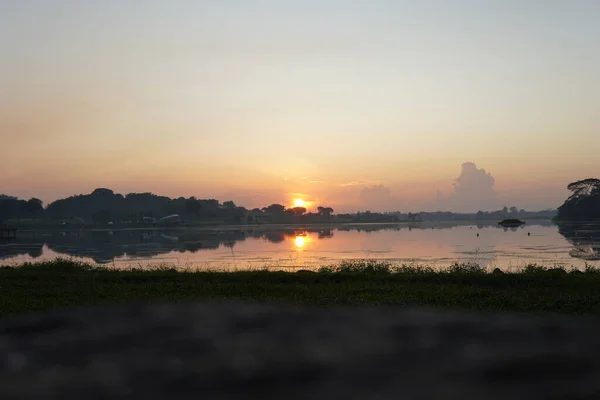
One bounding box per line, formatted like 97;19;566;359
1;0;599;212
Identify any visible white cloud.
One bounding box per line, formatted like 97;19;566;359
433;162;505;212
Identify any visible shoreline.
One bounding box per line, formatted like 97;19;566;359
2;259;600;317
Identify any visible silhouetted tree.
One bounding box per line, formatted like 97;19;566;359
0;199;19;221
185;197;202;219
26;198;44;219
290;207;307;217
317;206;334;216
407;212;422;222
0;198;45;221
223;201;236;210
92;188;115;196
46;188;124;222
556;178;600;221
263;204;286;214
567;179;600;200
92;209;112;225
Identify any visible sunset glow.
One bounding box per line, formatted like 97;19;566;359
293;199;307;208
1;1;599;212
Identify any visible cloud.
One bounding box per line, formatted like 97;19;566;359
340;180;380;187
433;162;505;212
340;181;365;187
453;162;495;196
358;184;402;211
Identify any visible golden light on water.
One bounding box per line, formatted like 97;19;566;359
294;235;306;248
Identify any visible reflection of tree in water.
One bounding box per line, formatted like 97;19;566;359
318;229;334;239
263;232;285;243
1;230;253;264
43;227;338;262
42;228;313;263
1;222;560;264
502;226;525;232
557;223;600;261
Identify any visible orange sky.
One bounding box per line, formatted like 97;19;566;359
1;1;599;212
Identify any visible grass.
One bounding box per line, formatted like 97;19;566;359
1;258;600;317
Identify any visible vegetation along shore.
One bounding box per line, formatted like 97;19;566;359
2;259;600;317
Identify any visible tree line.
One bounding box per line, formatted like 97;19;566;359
0;197;44;222
5;180;591;227
0;188;336;226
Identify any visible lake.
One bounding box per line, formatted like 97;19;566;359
1;222;599;271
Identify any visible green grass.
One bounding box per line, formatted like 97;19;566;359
1;258;600;317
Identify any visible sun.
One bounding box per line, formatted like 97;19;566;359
293;198;306;207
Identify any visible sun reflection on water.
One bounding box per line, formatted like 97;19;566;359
294;235;306;249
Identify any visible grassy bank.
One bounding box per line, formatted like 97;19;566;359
1;259;600;317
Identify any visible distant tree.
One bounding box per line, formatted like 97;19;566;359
509;206;518;214
223;201;236;210
28;198;42;207
197;199;219;219
0;199;19;221
92;209;112;225
46;188;122;222
407;212;422;222
185;197;202;218
317;206;334;216
290;206;307;217
42;189;248;224
26;198;44;218
198;199;219;210
263;204;286;214
91;188;114;196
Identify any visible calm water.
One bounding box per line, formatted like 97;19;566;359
1;222;599;271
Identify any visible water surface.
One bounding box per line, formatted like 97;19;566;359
1;222;599;271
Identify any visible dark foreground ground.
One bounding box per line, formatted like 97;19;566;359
2;259;600;316
1;302;600;399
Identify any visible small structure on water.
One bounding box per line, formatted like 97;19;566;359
498;219;526;228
